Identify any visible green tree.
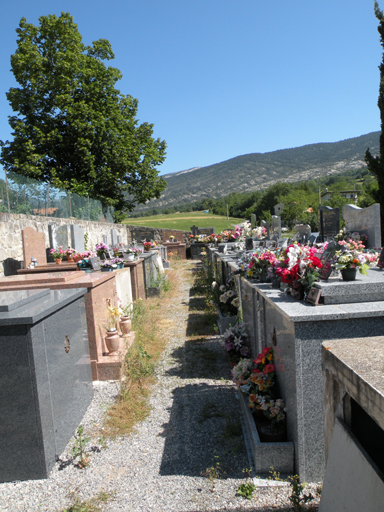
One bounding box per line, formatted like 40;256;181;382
365;2;384;241
0;13;167;222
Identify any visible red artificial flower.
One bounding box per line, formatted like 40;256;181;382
264;364;275;374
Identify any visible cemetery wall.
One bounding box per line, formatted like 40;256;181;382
0;213;191;276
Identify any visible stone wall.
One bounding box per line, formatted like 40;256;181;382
0;213;191;276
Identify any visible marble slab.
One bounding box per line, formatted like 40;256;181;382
0;289;50;311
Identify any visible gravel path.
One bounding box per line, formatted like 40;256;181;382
0;262;320;511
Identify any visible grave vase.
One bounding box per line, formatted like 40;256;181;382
105;330;120;355
257;421;286;443
341;267;357;281
119;316;132;335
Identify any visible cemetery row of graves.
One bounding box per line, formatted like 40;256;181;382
0;202;383;511
191;203;384;511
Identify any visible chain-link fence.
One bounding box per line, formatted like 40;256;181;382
0;174;115;223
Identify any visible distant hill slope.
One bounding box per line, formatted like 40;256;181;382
136;132;380;211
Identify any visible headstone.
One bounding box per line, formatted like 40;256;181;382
190;225;199;236
102;234;108;245
295;224;311;242
251;214;256;228
342;203;381;248
70;225;85;253
318;206;340;240
140;230;155;242
111;229;117;247
89;257;101;271
271;215;282;241
22;227;47;269
261;220;270;239
245;238;253;251
48;223;69;249
117;235;122;245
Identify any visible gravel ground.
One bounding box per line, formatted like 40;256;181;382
0;262;320;512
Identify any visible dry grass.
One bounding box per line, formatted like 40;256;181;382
104;260;192;437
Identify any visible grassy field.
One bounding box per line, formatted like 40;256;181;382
123;211;245;232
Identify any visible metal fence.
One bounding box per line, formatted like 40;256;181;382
0;175;115;223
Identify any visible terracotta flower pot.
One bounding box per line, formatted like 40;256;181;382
55;259;62;265
105;330;120;355
67;257;74;263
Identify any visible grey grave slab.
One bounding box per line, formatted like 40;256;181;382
261;219;270;239
343;203;381;249
0;289;50;312
48;223;69;249
70;225;85;252
251;214;256;228
0;287;93;482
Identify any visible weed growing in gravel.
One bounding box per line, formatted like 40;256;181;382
61;491;113;512
71;426;90;469
201;456;225;492
237;468;256;500
288;475;317;511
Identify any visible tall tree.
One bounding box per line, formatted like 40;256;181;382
0;13;167;222
366;2;384;241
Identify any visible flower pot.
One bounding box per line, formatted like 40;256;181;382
105;330;120;355
257;421;286;443
119;316;132;335
124;253;135;261
101;267;113;272
55;259;62;265
67;256;74;263
341;267;357;281
117;263;124;269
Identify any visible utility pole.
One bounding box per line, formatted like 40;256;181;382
319;187;321;205
226;204;229;221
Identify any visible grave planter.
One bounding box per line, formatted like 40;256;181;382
237;390;294;474
257;421;286;443
216;306;237;335
341;268;357;281
101;267;114;272
124;253;135;261
55;259;62;265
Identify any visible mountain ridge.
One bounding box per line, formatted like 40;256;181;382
137;131;380;211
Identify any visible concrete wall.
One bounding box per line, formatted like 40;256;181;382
0;213;191;277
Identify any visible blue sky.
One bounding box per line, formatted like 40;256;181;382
0;0;382;179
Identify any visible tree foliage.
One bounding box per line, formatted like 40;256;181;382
0;12;167;222
365;2;384;240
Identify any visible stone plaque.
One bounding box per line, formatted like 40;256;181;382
22;227;47;269
70;225;85;253
318;207;340;239
306;287;322;306
197;227;215;235
48;223;69;249
89;257;101;270
342;203;381;249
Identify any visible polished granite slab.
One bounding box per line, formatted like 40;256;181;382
0;288;86;325
0;271;85;286
314;267;384;304
0;289;50;311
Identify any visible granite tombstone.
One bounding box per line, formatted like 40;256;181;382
342;203;381;248
70;225;85;253
22;227;47;269
318;207;340;240
48;223;69;249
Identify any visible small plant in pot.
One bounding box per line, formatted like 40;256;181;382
95;242;109;260
50;246;65;264
123;247;139;261
143;241;154;252
100;261;118;272
334;248;369;281
66;247;76;262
